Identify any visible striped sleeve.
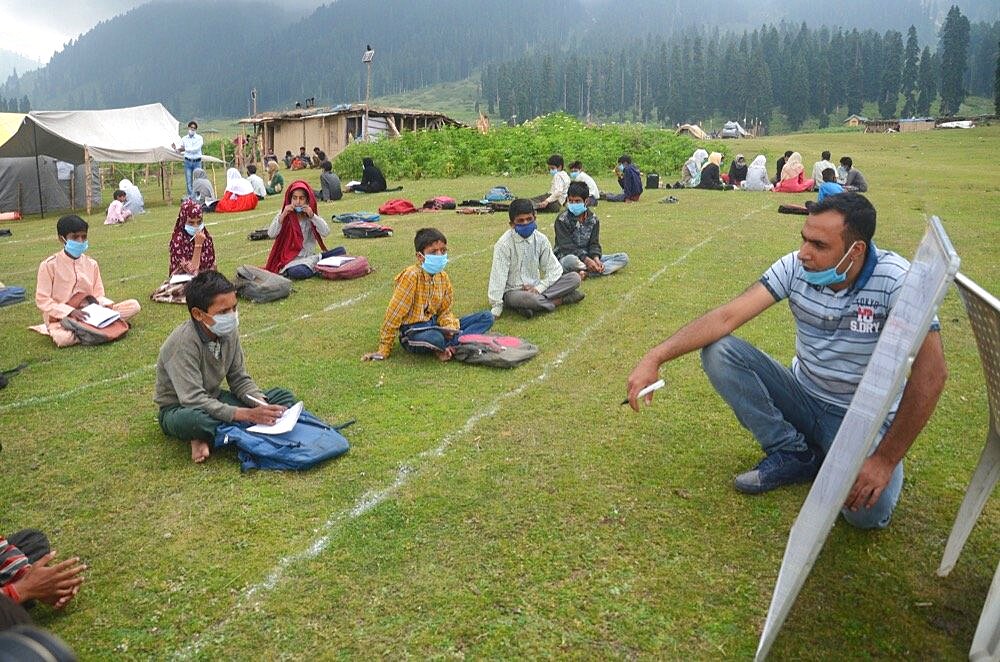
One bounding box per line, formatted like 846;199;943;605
760;252;797;302
0;536;30;586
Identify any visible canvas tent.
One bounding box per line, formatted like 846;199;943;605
675;123;709;140
721;120;750;138
0;103;220;215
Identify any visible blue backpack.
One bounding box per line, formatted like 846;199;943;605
214;410;352;472
334;212;381;224
0;286;26;307
485;186;514;202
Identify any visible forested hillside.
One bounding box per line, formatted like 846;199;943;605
2;0;997;126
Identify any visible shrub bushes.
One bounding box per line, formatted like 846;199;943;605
331;113;726;180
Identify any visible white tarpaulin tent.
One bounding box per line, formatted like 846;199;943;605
0;103;221;216
0;103;216;163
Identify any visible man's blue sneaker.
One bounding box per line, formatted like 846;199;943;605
733;449;821;495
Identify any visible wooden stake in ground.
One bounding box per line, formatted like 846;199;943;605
83;146;92;216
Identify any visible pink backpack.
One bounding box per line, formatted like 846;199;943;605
315;256;373;280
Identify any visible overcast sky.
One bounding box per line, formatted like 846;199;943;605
0;0;319;62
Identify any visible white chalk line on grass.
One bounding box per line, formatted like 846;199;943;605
2;209;277;248
171;203;769;659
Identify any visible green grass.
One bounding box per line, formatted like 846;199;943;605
1;127;998;660
373;77;483;126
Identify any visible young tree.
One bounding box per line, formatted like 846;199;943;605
938;5;971;115
995;39;1000;115
878;30;904;118
901;26;921;116
916;46;937;115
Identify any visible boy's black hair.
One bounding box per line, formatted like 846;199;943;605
113;189;125;199
567;181;590;200
321;160;332;172
618;154;632;164
840;156;853;168
299;146;306;151
546;154;564;168
313;146;321;152
809;192;876;246
246;164;257;175
784;150;793;158
414;227;448;253
186;270;237;314
56;214;88;237
821;168;837;182
568;160;583;170
285;150;293;156
187;120;198;129
821;150;831;160
508;198;536;221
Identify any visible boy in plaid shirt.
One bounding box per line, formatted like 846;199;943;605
363;228;493;361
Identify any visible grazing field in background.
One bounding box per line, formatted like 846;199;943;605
1;126;997;660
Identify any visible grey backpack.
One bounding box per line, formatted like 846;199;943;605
234;265;292;303
451;333;539;368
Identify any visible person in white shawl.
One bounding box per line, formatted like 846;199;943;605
680;149;709;187
118;178;145;214
741;155;774;191
215;167;259;212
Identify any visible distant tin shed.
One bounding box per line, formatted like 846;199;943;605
239;104;462;161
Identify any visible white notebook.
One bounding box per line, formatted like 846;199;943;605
81;303;121;328
169;273;194;285
247;401;304;435
317;255;355;268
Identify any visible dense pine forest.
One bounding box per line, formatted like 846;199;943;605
1;0;997;127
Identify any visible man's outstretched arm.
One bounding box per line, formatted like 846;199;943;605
626;281;777;410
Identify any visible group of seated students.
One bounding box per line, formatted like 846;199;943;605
532;154;642;212
679;148;869;196
30;169;630;462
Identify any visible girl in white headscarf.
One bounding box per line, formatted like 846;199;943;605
741;155;774;191
118;178;145;214
680;149;709;187
214;167;259;212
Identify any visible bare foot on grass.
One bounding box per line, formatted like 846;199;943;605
435;347;455;362
190;440;211;463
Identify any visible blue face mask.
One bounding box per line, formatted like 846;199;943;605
569;171;579;180
421;252;448;275
617;164;625;172
567;202;587;216
210;310;239;336
64;239;88;258
184;223;204;237
294;206;304;213
548;169;558;176
801;243;859;287
514;221;536;238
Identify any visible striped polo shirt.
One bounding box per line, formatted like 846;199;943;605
759;243;939;415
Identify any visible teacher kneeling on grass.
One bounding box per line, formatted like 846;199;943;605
625;193;947;529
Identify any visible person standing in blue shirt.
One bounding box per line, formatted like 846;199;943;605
173;120;204;198
626;193;947;530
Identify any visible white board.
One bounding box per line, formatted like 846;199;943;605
755;217;961;660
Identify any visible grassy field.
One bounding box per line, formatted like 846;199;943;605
1;127;998;660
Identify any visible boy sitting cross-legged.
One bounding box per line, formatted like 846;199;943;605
32;214;141;347
554;181;629;279
487;199;584;319
154;270;296;463
363;228;493;361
